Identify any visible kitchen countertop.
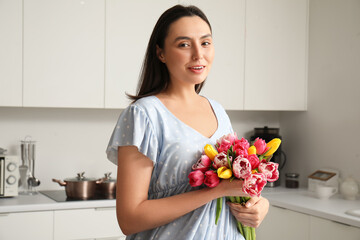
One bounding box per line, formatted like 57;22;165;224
1;187;359;228
0;191;116;213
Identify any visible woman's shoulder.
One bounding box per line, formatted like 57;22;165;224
124;96;160;114
203;96;226;112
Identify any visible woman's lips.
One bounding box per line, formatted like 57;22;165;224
189;65;206;73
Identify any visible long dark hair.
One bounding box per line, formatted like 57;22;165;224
127;5;212;102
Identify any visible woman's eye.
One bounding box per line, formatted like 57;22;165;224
202;41;211;46
179;42;190;47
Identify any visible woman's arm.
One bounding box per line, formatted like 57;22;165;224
116;146;246;235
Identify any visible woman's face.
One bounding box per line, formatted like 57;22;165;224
157;16;214;88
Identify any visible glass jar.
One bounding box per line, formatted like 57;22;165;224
285;173;299;188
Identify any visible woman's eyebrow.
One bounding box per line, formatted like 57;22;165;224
173;34;212;43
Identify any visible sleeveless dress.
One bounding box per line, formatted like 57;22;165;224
106;96;245;240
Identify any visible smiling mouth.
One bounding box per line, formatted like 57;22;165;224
190;66;205;70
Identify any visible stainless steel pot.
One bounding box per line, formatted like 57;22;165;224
96;172;116;199
52;172;100;199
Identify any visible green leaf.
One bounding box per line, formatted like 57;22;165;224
227;154;232;170
215;197;223;225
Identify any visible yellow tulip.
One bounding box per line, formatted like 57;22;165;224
248;146;256;155
217;167;232;179
264;138;281;156
204;144;218;161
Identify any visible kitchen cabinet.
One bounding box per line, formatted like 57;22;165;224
179;0;246;110
256;205;310;240
244;0;308;110
0;0;23;107
257;205;360;240
0;211;53;240
105;0;178;109
180;0;308;110
309;216;360;240
2;0;308;110
23;0;105;108
54;207;125;240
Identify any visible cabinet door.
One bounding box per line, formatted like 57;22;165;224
244;0;308;110
54;207;125;240
23;0;105;108
310;216;360;240
256;205;310;240
105;0;178;109
179;0;245;110
0;0;22;107
0;211;53;240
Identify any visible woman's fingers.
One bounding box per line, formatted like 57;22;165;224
227;197;269;228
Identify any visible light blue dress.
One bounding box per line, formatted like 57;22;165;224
106;96;245;240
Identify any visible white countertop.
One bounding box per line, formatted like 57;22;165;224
0;192;116;213
261;187;360;228
1;187;359;228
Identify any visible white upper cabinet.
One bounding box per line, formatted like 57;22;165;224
105;0;178;109
244;0;308;110
23;0;105;108
0;0;22;107
179;0;246;110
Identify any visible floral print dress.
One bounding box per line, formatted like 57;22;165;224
106;96;245;240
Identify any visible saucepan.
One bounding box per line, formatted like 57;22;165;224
53;172;105;200
96;172;117;199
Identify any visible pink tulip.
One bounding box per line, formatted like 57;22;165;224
212;152;232;169
192;155;212;172
216;133;238;153
242;173;267;197
258;162;279;182
247;154;260;170
232;156;252;179
188;170;204;187
233;138;250;158
204;170;220;188
253;138;269;155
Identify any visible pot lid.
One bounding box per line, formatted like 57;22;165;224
65;172;96;182
101;172;116;183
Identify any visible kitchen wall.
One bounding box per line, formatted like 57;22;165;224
0;107;279;190
280;0;360;186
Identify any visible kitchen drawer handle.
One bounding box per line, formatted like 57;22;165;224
94;207;116;211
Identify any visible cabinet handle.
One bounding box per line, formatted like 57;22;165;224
94;207;116;211
0;213;9;217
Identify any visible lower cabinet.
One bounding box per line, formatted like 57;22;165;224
257;205;360;240
256;205;309;240
0;207;125;240
54;207;125;240
309;216;360;240
0;211;53;240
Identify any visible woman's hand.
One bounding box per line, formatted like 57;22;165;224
227;196;269;228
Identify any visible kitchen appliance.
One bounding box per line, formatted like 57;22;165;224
0;154;19;197
308;168;339;192
250;126;286;187
40;190;114;202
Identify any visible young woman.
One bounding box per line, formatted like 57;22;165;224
107;5;269;240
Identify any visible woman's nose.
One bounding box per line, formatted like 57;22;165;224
192;45;203;60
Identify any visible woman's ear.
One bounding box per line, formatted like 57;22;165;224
156;45;166;63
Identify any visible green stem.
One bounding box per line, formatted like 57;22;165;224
215;197;223;225
237;221;244;237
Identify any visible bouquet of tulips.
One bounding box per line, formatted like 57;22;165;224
188;133;281;240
